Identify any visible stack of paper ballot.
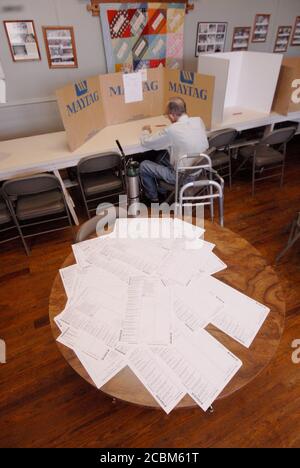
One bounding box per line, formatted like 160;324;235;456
55;218;270;414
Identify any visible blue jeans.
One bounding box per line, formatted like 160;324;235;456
140;155;176;201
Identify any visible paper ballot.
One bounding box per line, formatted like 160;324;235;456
57;326;109;360
123;71;143;104
152;326;242;412
75;349;126;389
202;275;270;348
127;346;186;414
59;264;80;297
120;277;172;345
173;279;224;331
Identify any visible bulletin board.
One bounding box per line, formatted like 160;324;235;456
100;2;185;72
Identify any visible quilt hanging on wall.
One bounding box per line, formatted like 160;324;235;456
100;2;185;72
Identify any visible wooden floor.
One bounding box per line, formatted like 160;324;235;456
1;139;300;448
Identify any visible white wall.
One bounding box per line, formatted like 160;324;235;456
0;0;300;139
0;0;106;139
184;0;300;70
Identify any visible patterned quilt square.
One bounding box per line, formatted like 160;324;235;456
166;33;184;59
112;37;135;64
145;34;166;60
108;9;136;39
142;9;167;35
115;62;133;73
133;59;150;71
150;58;166;68
167;8;185;34
130;9;148;36
132;35;149;60
166;57;183;69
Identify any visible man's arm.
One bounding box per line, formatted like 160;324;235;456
140;127;172;151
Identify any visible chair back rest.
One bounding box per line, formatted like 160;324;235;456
260;126;296;147
208;128;238;149
78;152;122;174
75;206;128;242
2;174;61;198
75;215;104;243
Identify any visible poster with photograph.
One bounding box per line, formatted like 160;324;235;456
3;20;41;62
43;26;78;69
195;22;227;57
274;26;292;53
252;14;271;43
291;16;300;46
231;27;251;51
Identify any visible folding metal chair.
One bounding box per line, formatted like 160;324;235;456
77;152;126;219
208;128;238;188
238;126;297;195
2;174;74;255
0;194;28;253
276;212;300;263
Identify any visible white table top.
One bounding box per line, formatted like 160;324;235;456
214;107;300;132
0;110;300;181
0;115;169;180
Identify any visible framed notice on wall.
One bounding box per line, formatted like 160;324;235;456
43;26;78;69
3;20;41;62
252;14;271;43
231;27;251;51
291;16;300;46
274;26;292;53
195;22;227;56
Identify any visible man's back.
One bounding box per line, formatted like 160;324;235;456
167;114;208;166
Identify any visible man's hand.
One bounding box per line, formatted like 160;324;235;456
142;125;152;133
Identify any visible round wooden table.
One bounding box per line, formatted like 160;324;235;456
49;222;285;409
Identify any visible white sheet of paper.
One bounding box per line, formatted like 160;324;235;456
201;275;270;348
200;251;227;275
95;239;165;275
172;278;224;331
75;348;126;389
72;237;104;267
59;264;80;297
127;346;186;414
57;327;109;360
152;326;242;412
123;72;143;103
56;287;123;348
120;277;172;345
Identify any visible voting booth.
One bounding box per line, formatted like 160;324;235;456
272;57;300;116
198;51;283;127
56;68;215;151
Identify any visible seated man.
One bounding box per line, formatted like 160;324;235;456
139;97;209;202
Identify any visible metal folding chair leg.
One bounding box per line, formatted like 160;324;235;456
276;220;300;263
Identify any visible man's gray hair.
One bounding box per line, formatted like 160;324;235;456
166;97;187;117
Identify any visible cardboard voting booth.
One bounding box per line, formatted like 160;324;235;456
56;68;215;152
198;52;283;126
272;57;300;116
